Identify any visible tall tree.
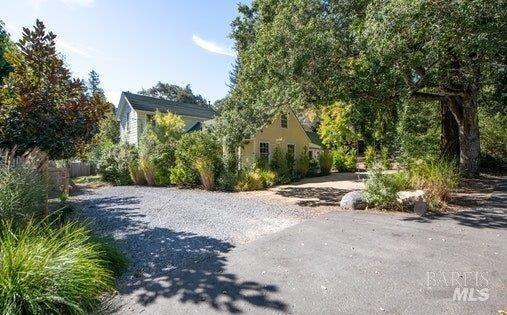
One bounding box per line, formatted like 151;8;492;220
87;70;104;97
0;20;108;159
223;0;505;176
361;0;506;176
0;20;13;84
139;82;210;107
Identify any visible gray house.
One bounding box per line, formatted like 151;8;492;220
116;92;215;145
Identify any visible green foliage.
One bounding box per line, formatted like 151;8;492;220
408;159;459;203
318;102;359;149
138;111;184;186
0;220;115;314
380;147;390;170
172;131;222;189
0;165;46;225
364;146;375;170
397;101;440;162
0;20;13;84
365;169;410;208
270;147;289;183
295;149;310;178
332;147;357;172
169;166;195;187
128;159;146;185
479;111;507;162
89;235;128;277
319;150;333;175
139;82;209;106
0;20;108;159
97;142;138;185
217;171;240;192
235;168;277;191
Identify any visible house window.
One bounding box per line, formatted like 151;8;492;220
308;150;313;160
259;142;270;159
287;144;295;157
280;113;288;128
146;114;154;125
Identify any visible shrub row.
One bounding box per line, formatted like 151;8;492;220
365;158;459;209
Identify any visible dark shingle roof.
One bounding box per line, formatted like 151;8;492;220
123;92;215;119
305;131;323;147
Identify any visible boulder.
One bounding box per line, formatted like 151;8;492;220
396;190;428;215
340;190;367;210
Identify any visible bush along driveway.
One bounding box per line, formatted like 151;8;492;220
72;177;507;314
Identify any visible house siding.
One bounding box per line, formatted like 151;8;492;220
239;112;321;168
119;101;138;145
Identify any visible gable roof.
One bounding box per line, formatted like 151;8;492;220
121;92;215;119
305;131;323;147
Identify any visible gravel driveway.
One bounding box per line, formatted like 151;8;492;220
73;184;328;310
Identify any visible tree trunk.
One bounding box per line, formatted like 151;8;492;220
448;96;481;177
440;99;460;160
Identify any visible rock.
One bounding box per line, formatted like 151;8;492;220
396;190;428;215
340;190;367;210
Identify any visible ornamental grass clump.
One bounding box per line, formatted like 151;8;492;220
409;158;459;203
0;164;47;225
0;220;115;315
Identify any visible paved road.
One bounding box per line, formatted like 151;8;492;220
74;179;506;314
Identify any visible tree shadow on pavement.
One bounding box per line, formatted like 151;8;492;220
276;187;349;207
72;190;287;313
119;228;286;313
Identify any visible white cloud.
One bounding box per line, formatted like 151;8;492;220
56;39;98;59
192;34;236;57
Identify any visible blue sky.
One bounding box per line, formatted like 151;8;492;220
1;0;244;104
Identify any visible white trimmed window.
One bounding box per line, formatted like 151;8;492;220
280;113;288;128
260;142;270;159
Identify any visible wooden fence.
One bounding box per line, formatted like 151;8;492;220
69;161;95;178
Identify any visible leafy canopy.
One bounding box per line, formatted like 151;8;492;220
0;20;108;159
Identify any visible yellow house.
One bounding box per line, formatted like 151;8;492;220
239;111;323;168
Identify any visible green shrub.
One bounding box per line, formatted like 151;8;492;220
128;159;147;185
270;147;290;183
308;158;320;176
380;147;390;169
235;169;264;191
97;142;137;185
319;150;333;175
408;158;459;203
296;150;310;177
332;147;357;172
364;146;375;169
365;169;410;208
90;235;128;277
169;166;195;186
0;165;47;225
138;123;177;186
286;151;296;177
217;171;240;191
235;169;277;191
0;220;115;314
480;111;507;162
173;131;222;189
